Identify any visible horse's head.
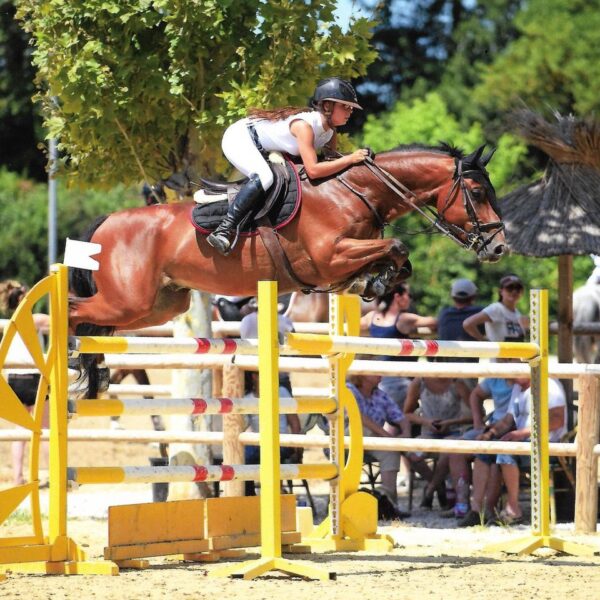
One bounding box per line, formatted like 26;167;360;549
434;145;506;263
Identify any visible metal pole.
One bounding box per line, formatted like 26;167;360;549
47;138;58;269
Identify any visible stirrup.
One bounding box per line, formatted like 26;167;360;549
207;229;234;255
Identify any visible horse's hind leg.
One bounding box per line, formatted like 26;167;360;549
114;286;192;332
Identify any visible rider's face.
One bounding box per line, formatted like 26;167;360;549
330;102;354;127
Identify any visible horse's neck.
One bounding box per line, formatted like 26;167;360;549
362;152;454;219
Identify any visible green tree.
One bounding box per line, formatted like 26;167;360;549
361;92;527;192
474;0;600;116
0;0;45;179
0;168;140;290
17;0;376;187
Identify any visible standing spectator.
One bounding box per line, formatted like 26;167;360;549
360;283;437;410
347;373;410;508
0;281;49;486
437;279;483;349
463;274;528;343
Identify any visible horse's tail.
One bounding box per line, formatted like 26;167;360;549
69;215;114;399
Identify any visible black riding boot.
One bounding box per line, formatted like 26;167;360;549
207;174;264;255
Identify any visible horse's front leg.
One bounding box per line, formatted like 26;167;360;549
320;237;409;294
325;237;409;276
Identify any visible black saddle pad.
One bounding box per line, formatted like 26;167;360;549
190;160;301;235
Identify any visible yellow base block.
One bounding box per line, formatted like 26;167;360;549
485;535;599;557
210;556;335;581
114;559;150;570
2;560;119;575
304;534;394;553
283;544;312;554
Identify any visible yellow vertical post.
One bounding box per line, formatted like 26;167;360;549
485;289;597;556
211;281;333;580
1;265;118;574
528;288;550;537
257;280;281;559
48;264;70;546
304;293;393;553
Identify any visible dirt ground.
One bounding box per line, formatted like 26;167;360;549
2;370;600;599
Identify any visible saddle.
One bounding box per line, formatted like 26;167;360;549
190;154;301;236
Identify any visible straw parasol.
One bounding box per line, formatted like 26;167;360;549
500;111;600;421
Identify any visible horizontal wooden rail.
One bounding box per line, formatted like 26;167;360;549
2;428;595;457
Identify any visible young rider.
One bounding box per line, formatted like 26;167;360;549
207;77;369;255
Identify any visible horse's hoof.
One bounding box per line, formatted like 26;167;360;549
345;279;368;295
371;279;387;297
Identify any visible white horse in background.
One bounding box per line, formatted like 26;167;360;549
573;257;600;364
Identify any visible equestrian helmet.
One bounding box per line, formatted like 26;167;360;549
311;78;362;110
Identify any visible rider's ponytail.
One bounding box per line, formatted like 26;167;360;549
248;106;312;121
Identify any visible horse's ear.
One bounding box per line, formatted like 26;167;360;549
464;145;485;165
481;147;496;166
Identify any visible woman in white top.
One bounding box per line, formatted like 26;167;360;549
462;274;529;343
207;77;369;255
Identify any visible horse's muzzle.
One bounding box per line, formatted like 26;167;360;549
477;239;506;263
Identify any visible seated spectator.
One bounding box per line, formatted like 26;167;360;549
347;373;410;507
478;376;567;525
243;371;301;496
450;374;513;524
404;373;471;510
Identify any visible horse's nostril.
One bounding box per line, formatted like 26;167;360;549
494;244;505;255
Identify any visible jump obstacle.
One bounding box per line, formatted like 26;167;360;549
0;265;598;581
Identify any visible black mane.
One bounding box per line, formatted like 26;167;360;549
389;142;465;159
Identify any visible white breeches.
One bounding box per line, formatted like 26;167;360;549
221;119;274;190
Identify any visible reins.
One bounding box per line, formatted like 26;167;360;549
338;153;504;255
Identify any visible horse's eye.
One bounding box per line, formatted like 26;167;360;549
471;187;484;201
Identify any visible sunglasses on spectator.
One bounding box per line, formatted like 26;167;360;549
503;284;523;292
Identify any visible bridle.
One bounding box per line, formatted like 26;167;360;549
338;154;505;255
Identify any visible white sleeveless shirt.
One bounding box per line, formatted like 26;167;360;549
250;111;333;155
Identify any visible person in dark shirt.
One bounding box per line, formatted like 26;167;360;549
437;279;482;364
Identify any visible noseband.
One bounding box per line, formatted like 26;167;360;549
358;156;505;254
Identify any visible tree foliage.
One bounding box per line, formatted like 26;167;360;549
0;0;45;179
16;0;376;187
474;0;600;117
0;168;140;288
361;92;527;193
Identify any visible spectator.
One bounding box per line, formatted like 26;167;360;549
437;278;483;348
347;373;410;508
478;377;567;524
450;373;514;525
240;296;294;394
360;283;437;411
404;373;471;510
243;371;301;496
0;280;50;486
463;274;528;344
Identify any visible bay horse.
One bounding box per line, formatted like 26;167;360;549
69;144;505;395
